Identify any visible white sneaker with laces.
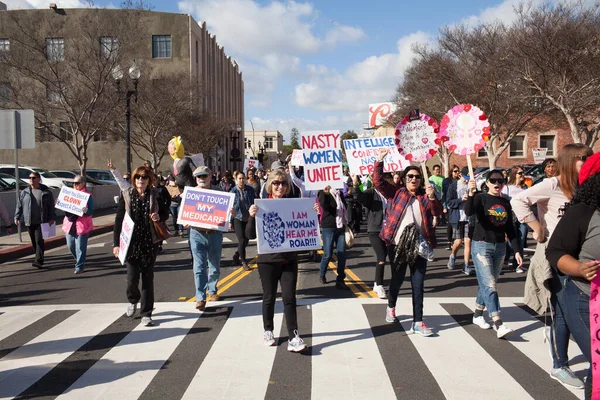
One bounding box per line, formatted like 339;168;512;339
263;330;276;346
472;315;491;330
373;284;387;299
141;316;153;326
287;330;306;352
494;323;513;339
126;303;136;317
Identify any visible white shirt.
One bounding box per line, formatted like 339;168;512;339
393;197;423;245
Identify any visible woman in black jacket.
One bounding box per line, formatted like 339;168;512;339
113;166;169;327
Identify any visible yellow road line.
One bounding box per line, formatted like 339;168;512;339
317;250;377;298
186;256;258;303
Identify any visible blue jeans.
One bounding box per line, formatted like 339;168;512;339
505;221;527;266
471;241;505;318
170;203;183;232
66;232;89;271
549;274;571;369
189;229;223;301
556;277;592;397
319;227;346;282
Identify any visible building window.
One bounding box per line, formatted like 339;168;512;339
93;130;108;141
59;121;71;142
100;36;118;59
195;40;198;64
0;38;9;57
152;35;171;58
265;137;273;149
46;38;65;61
539;134;555;156
477;147;487;158
0;82;12;103
509;135;525;157
245;138;251;149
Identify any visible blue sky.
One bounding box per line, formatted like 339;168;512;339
3;0;581;142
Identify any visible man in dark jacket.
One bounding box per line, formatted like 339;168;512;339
14;172;56;268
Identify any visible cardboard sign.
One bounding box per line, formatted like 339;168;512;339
244;158;262;171
177;187;234;231
343;137;408;175
254;198;321;254
54;186;91;217
290;149;304;167
301;130;343;190
118;212;134;266
532;148;548;164
394;113;442;163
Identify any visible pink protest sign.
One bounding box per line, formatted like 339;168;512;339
439;104;490;156
394;113;443;163
591;278;600;399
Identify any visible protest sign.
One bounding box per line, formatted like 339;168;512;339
343;137;408;175
290;149;304;167
394;113;443;163
41;222;56;239
54;186;91;216
190;153;205;168
532;148;548;164
244;158;262;171
439;104;490;178
254;198;321;254
590;278;600;399
301;130;343;190
118;212;134;266
177;187;234;231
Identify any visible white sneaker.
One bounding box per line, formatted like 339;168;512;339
386;306;399;323
373;284;387;299
515;266;526;274
141;316;153;326
126;303;136;317
263;330;276;346
410;321;434;337
472;315;491;330
494;323;513;339
287;330;306;352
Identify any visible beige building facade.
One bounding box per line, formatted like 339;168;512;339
0;6;244;173
244;130;284;168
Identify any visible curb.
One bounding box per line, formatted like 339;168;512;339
0;223;115;263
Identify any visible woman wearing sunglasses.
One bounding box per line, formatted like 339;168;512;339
374;149;441;336
502;165;529;273
62;175;93;274
113;166;169;327
465;170;523;338
249;170;315;352
512;143;592;389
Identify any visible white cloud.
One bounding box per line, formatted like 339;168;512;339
294;31;432;115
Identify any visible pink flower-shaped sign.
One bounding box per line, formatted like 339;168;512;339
394;113;444;163
439;104;490;156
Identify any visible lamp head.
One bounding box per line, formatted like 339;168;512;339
111;65;124;82
129;59;141;81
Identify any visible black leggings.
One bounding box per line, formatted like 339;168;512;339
258;261;298;340
446;223;453;244
126;257;155;317
233;219;249;262
368;232;388;285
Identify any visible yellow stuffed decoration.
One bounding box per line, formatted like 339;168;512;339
168;136;185;160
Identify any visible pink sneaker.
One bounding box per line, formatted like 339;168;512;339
386;306;399;323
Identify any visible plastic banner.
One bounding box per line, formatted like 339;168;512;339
254;198;321;254
54;186;91;217
177;187;234;231
343;137;408;175
301;130;344;190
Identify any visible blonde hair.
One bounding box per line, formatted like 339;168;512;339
265;170;290;196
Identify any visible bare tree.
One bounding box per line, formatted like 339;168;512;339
0;9;145;175
180;112;236;168
509;2;600;146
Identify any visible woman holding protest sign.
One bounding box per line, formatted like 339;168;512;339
249;170;318;352
62;175;94;274
113;166;169;327
230;172;255;270
373;149;441;336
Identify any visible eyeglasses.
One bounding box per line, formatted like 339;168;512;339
577;155;589;162
488;178;506;185
134;175;149;180
74;181;84;185
195;174;209;178
406;174;422;180
272;180;288;187
28;176;38;180
516;172;524;175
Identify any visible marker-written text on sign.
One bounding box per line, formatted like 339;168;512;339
343;137;407;175
301;130;343;190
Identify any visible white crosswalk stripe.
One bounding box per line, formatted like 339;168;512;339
0;298;585;400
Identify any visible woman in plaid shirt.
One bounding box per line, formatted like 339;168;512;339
373;149;442;336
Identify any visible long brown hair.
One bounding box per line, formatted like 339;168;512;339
507;165;526;187
557;143;593;200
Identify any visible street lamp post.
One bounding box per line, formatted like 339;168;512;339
112;60;141;174
229;124;242;171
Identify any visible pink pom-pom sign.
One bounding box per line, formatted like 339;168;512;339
439;104;490;156
394;113;444;163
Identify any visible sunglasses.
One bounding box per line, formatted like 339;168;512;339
134;175;149;180
406;174;422;180
272;180;288;187
516;172;524;175
488;178;506;185
74;181;84;185
577;155;589;162
28;176;38;179
452;170;460;173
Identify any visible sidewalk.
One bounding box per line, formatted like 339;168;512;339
0;208;117;263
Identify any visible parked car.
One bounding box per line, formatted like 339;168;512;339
85;169;117;185
50;170;107;188
0;165;75;188
0;173;28;191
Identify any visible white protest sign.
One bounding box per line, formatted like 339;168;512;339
255;198;321;254
532;148;548;164
41;222;56;239
244;158;262;171
118;212;134;266
177;187;234;232
54;186;91;216
290;149;304;167
343;137;408;176
301;130;344;191
190;153;205;167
